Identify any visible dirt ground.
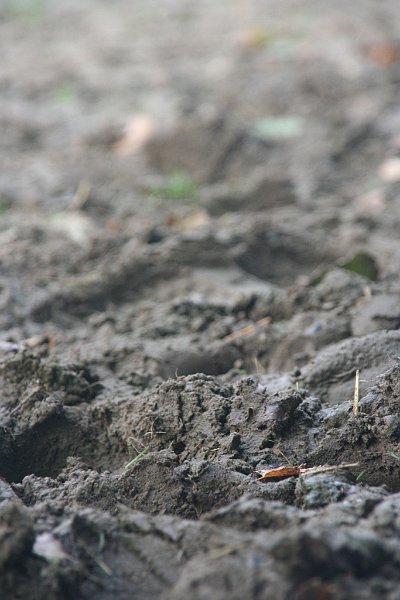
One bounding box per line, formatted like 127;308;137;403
2;1;400;598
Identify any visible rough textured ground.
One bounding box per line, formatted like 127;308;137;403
1;1;400;598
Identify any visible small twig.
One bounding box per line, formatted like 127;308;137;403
68;180;91;211
353;369;360;416
363;286;372;298
144;418;166;440
253;355;264;375
10;384;42;416
273;447;291;463
224;316;271;343
300;462;359;478
208;544;245;559
127;435;148;452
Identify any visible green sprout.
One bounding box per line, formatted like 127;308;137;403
53;83;76;105
124;446;149;469
356;470;365;482
149;173;198;201
5;0;47;21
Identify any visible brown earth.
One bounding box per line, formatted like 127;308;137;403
1;1;400;598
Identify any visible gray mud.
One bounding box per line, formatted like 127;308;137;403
1;1;400;598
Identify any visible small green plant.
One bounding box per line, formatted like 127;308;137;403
340;252;379;281
124;446;149;469
53;83;76;105
356;470;365;482
98;531;106;552
309;267;328;286
5;0;47;21
83;545;112;576
0;199;9;216
149;172;198;201
250;116;303;141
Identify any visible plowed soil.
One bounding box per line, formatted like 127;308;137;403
1;2;400;599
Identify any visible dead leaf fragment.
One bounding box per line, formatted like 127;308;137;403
257;465;303;480
164;208;210;231
365;42;400;66
379;157;400;183
257;462;359;482
239;27;270;50
23;334;50;349
113;114;156;156
224;316;271;342
354;189;385;214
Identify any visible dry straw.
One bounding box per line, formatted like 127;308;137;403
353;369;360;416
